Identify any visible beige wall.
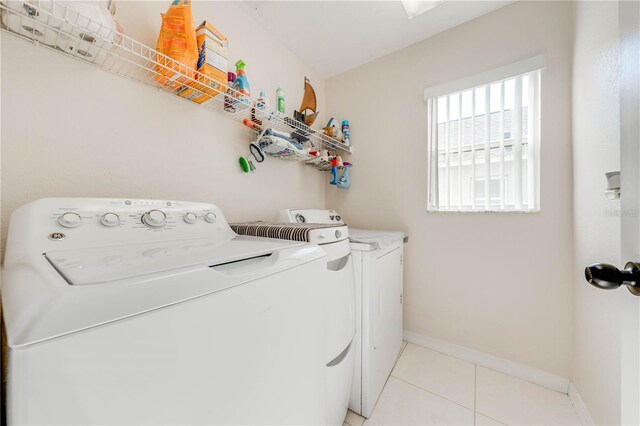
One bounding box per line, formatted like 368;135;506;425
0;1;326;252
2;3;626;418
326;1;574;377
571;2;622;424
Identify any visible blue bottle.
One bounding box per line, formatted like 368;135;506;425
329;156;339;185
337;162;352;190
341;120;350;145
330;165;338;185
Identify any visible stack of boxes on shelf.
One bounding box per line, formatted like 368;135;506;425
177;21;229;104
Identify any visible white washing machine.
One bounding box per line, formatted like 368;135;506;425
278;210;405;418
1;198;329;425
234;215;356;426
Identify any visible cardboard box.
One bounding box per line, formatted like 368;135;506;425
176;81;215;105
195;21;228;95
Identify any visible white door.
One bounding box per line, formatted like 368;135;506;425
584;2;639;423
619;1;639;423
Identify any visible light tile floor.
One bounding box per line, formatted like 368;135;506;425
344;342;582;426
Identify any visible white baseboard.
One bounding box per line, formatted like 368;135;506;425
568;382;595;425
403;330;570;394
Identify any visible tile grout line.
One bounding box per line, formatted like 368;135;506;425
477;411;507;426
390;343;476;414
368;342;411;421
359;342;409;426
475;411;507;425
405;332;570;395
392;341;409;370
390;375;476;413
473;366;509;425
391;343;572;426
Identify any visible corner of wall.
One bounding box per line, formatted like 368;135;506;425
568;382;596;426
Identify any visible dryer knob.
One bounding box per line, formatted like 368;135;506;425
295;213;306;223
204;212;217;223
58;212;82;228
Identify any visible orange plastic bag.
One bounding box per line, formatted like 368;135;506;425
155;0;198;89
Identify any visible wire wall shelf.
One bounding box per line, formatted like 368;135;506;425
0;0;352;162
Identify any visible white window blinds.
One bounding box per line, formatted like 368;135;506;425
425;56;544;212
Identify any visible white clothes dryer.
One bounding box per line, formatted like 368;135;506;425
234;216;356;426
278;210;406;418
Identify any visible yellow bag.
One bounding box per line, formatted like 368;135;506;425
155;0;198;89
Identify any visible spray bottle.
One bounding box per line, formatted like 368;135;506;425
234;59;250;109
337;162;352;190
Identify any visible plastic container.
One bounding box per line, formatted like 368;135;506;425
256;90;269;110
341;120;351;145
276;87;285;113
224;72;236;112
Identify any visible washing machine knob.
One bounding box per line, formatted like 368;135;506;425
204;212;217;223
58;212;82;228
335;215;341;222
295;213;306;223
183;212;197;224
100;212;120;227
142;210;167;228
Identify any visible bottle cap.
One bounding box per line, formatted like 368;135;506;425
342;120;349;125
235;59;246;70
260;90;266;98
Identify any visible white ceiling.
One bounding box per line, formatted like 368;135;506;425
240;1;515;78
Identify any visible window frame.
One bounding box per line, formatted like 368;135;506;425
425;55;545;213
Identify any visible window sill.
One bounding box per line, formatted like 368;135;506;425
426;208;540;214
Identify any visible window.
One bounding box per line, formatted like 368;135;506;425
425;56;544;212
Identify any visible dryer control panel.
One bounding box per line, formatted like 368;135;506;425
278;209;345;225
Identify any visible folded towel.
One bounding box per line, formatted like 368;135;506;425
349;229;407;249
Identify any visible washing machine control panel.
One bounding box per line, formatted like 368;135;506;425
8;198;236;255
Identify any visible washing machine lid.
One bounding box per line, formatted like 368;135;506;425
45;235;306;286
5;236;326;348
